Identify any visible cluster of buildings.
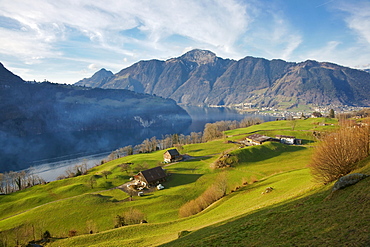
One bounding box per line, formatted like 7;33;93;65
245;134;301;146
126;149;182;193
127;134;301;194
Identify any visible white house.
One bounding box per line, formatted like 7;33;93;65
275;135;301;145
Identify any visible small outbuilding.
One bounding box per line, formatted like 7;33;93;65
163;148;182;163
246;134;273;145
134;166;167;187
275;135;302;145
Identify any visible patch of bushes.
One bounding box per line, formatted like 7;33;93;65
211;152;238;169
114;208;146;228
179;173;227;217
309;122;370;183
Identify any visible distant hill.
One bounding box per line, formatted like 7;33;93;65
80;49;370;109
0;63;191;171
75;68;113;88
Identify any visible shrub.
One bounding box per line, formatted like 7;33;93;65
114;208;146;227
179;173;227;217
68;230;77;237
123;208;146;225
211;152;239;169
43;230;51;240
309;125;370;183
114;215;125;228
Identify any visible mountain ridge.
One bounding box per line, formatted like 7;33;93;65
76;50;370;108
0;63;191;170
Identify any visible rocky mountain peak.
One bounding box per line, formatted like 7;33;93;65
75;68;113;87
179;49;217;65
91;68;113;80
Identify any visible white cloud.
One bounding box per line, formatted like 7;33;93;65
0;0;257;84
0;27;61;64
241;7;302;61
303;41;341;62
336;1;370;44
7;0;369;83
88;64;99;70
305;1;370;68
0;0;251;61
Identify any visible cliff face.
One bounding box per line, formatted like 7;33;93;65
80;49;370;108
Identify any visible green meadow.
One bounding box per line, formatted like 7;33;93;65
1;118;369;246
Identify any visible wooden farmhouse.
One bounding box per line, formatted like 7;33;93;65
134;166;167;187
163;149;182;163
246;134;273;145
275;135;302;145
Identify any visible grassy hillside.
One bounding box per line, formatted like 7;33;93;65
1;118;368;246
162;156;370;246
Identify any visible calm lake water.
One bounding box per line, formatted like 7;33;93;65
17;106;273;181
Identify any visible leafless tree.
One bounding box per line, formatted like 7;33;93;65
309;123;370;183
89;175;98;189
119;163;132;174
101;171;112;179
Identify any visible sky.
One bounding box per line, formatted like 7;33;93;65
0;0;370;84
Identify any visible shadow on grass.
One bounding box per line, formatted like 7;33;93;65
234;142;307;164
164;173;203;189
184;156;214;163
161;166;370;247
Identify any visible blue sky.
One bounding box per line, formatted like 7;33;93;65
0;0;370;84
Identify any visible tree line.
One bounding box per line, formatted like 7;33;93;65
107;117;263;161
0;169;45;194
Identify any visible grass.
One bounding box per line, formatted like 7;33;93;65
161;157;370;246
1;117;367;247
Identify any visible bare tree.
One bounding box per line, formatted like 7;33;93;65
0;173;4;194
101;171;112;179
89;175;98;189
309;124;370;183
119;163;132;174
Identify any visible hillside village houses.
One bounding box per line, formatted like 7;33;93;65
128;149;182;192
246;134;301;146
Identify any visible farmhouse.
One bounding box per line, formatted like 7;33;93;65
163;148;182;163
246;134;273;145
275;135;302;145
133;166;167;187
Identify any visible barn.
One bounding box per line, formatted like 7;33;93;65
163;149;182;163
134;166;167;187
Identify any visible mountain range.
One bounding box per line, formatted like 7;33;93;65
76;49;370;109
0;62;191;171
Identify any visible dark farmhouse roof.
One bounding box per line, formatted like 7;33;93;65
246;134;272;143
139;166;167;184
166;149;180;157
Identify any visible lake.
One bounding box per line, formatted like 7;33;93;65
11;106;273;181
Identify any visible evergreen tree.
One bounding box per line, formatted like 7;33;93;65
329;109;335;118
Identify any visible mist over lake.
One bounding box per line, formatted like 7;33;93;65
4;106;273;181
